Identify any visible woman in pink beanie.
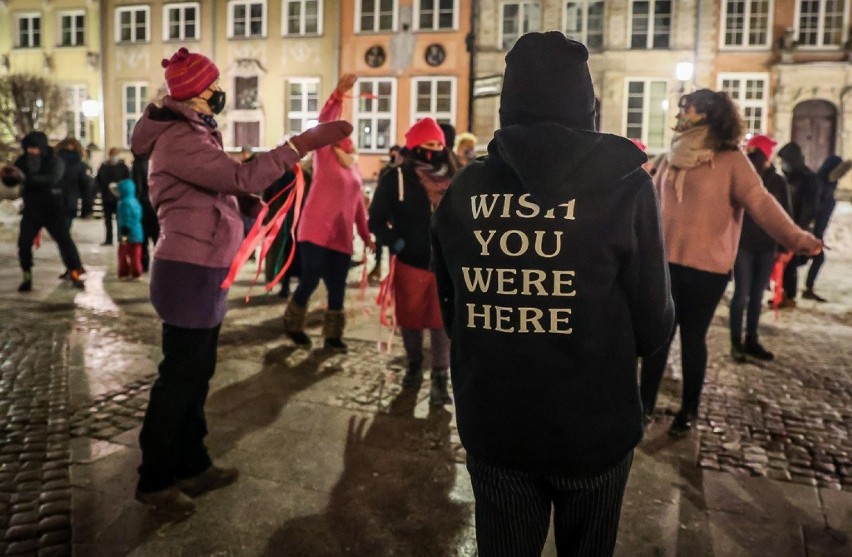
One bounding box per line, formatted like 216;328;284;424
129;47;352;514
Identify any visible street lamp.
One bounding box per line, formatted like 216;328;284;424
81;99;100;158
675;61;695;94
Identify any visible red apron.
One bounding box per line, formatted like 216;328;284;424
393;260;444;329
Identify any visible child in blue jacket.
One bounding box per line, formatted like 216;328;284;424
116;178;144;279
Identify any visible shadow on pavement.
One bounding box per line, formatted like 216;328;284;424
262;391;468;557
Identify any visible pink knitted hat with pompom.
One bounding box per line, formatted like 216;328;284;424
162;48;220;101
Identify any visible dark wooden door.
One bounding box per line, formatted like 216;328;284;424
791;100;837;171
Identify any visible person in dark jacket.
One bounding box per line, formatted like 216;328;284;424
96;147;130;245
728;135;790;362
131;153;159;273
776;142;820;307
432;33;675;556
370;117;457;407
802;155;851;302
55;137;89;231
1;132;86;291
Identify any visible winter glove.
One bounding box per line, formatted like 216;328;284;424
1;166;24;187
289;121;354;157
238;195;263;219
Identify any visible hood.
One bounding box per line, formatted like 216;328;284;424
117;178;136;199
57;149;82;166
777;142;806;170
487;123;648;209
22;131;49;151
130;96;205;157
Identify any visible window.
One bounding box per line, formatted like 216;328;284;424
234;122;261;148
357;0;395;32
59;11;85;47
721;1;771;48
15;13;41;48
625;79;667;151
417;0;456;30
164;3;199;41
411;77;456;126
115;6;150;43
630;1;671;49
283;0;322;35
123;83;148;147
563;1;604;50
718;73;768;137
501;3;541;50
354;78;396;152
64;85;89;141
229;0;266;38
286;78;320;133
796;0;846;48
235;76;259;110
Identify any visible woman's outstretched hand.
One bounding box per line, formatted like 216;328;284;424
289;120;353;156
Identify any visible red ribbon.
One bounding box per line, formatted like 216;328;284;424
375;255;397;353
221;166;305;299
769;251;793;318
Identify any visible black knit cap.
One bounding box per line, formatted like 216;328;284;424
499;32;596;130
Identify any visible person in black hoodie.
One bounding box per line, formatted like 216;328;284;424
0;131;86;291
431;33;674;556
55;137;89;231
96;147;131;245
776;142;819;307
728;135;790;362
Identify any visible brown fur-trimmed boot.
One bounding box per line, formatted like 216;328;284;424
323;310;347;352
283;299;311;346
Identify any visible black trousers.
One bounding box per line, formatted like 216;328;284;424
467;452;633;557
640;263;729;417
18;211;82;271
102;199;117;244
137;323;220;493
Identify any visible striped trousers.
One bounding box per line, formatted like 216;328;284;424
466;451;633;557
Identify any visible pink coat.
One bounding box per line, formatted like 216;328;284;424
297;90;370;254
130;97;300;268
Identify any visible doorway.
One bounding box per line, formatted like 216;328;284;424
791;100;837;171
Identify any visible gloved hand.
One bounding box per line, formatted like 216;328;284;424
289;121;354;157
1;165;24;187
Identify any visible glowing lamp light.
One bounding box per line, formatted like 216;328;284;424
675;61;695;83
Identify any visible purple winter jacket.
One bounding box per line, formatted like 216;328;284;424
130;96;300;268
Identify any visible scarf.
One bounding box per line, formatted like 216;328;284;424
666;125;715;203
198;113;218;129
412;161;452;208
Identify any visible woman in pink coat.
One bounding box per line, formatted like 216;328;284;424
283;74;374;351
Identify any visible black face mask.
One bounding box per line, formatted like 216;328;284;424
206;90;226;114
26;154;41;173
411;146;448;167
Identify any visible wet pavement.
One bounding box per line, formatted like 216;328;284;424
0;201;849;556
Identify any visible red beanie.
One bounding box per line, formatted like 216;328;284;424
405;118;445;149
745;134;778;161
162;48;220;101
629;138;647;152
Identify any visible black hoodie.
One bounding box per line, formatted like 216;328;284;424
13;131;65;214
431;123;674;476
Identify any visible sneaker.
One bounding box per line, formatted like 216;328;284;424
667;412;696;437
323;337;348;353
58;270;70;280
135;486;195;515
17;280;32;293
177;466;239;498
285;330;312;347
70;269;85;289
801;288;828;303
744;337;774;361
730;340;747;363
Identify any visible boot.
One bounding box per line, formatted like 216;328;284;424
283;299;311;346
801;288;828;302
177;465;239;497
429;368;452;407
744;335;774;361
667;410;696;437
18;271;32;293
401;360;423;389
135;486;195;515
322;310;347;352
776;293;797;309
730;337;747;363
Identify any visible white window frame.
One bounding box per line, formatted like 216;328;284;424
410;77;457;127
285;77;321;134
355;0;398;33
123;83;148;148
15;12;42;49
794;0;848;49
717;72;770;137
720;0;773;49
629;0;672;50
499;2;541;50
414;0;458;31
354;78;397;153
58;10;86;47
562;1;604;50
623;78;669;154
63;85;89;141
163;2;200;41
228;0;268;39
115;6;150;44
282;0;323;36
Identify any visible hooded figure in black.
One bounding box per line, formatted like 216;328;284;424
431;33;674;556
2;131;85;291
